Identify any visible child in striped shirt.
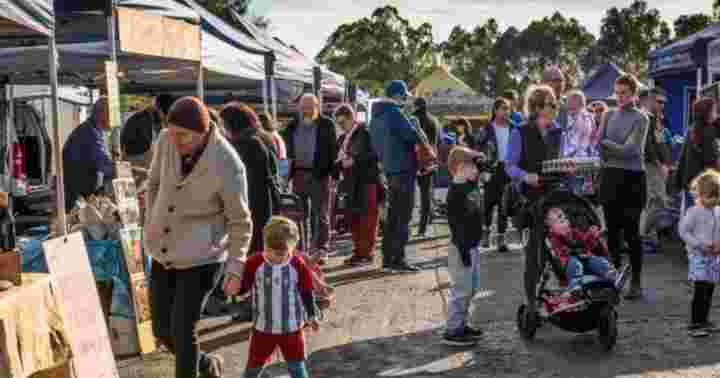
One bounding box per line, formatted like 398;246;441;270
241;216;320;378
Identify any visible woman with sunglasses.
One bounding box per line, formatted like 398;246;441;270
598;74;650;300
506;85;564;320
144;97;253;377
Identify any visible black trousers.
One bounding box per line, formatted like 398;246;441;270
523;221;544;312
382;173;416;265
150;261;223;378
601;168;646;284
417;173;435;233
692;281;716;325
484;163;510;234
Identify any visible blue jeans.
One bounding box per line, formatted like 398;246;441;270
566;255;612;288
244;361;309;378
382;172;416;266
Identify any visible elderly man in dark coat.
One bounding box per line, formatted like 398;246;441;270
62;98;113;210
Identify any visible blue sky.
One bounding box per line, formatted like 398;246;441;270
260;0;713;59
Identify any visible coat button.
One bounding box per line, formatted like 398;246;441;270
168;206;175;213
164;227;170;234
161;248;168;254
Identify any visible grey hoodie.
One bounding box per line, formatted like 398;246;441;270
599;105;649;172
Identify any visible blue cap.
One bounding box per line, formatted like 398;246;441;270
386;80;410;98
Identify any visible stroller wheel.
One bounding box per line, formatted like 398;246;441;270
517;304;538;340
597;306;618;351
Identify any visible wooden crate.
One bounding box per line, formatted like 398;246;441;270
28;362;72;378
0;249;21;286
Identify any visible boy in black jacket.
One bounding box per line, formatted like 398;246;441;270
443;146;486;346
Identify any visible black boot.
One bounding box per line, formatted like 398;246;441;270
497;233;509;253
481;228;490;249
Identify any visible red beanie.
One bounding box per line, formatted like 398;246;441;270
167;96;210;134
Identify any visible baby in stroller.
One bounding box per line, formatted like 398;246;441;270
517;196;626;350
545;207;617;293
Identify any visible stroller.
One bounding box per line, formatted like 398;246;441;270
516;171;630;351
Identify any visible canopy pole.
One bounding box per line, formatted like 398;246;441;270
697;68;702;98
313;67;322;112
263;53;274;116
6;82;14;195
107;0;118;63
49;34;66;235
197;32;204;101
197;62;205;101
271;75;278;122
262;76;269;115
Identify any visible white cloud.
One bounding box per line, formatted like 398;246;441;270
264;0;714;59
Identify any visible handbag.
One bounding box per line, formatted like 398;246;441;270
415;126;439;175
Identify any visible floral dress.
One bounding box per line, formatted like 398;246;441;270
679;206;720;283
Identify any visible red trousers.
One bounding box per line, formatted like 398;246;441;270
246;329;306;368
351;184;380;258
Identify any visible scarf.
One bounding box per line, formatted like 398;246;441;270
336;123;360;164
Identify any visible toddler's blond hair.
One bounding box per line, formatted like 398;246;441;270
691;169;720;208
263;216;300;251
447;146;477;177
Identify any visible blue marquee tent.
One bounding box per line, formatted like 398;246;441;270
649;23;720;136
582;62;626;103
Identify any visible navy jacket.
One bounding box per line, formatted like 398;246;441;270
62;119;113;210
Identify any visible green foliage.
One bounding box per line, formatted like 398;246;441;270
312;1;712;98
597;0;671;79
674;14;713;40
316;6;435;95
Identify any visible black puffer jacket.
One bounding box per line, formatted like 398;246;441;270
447;180;484;266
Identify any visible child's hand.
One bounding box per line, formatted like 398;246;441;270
305;319;320;332
319;285;336;299
703;242;714;255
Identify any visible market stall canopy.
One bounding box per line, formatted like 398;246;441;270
649;23;720;78
414;65;476;97
0;41;197;85
180;0;268;55
0;0;53;36
230;10;314;84
0;1;203;86
123;31;266;93
124;0;294;95
582;62;626;102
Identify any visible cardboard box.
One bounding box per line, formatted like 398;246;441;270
0;191;7;209
0;250;21;286
108;316;140;358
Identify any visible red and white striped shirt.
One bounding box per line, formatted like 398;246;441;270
240;253;316;334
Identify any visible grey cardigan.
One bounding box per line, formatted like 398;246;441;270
145;126;253;275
